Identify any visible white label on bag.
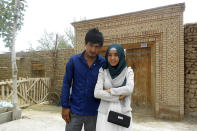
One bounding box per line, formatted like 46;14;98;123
118;116;123;120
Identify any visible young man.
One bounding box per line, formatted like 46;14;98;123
61;28;105;131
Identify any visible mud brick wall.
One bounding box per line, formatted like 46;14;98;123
184;23;197;117
0;53;11;80
0;49;74;98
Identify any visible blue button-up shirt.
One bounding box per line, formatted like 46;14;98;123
61;51;105;115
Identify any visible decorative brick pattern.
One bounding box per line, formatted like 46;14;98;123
72;3;185;119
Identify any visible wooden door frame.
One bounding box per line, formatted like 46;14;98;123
126;46;152;107
124;42;155;115
101;42;156;115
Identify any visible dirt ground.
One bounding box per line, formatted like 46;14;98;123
0;104;197;131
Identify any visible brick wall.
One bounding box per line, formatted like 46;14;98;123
1;9;196;118
184;23;197;117
0;49;74;99
0;53;11;80
72;3;185;119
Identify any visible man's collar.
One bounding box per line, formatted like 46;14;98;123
80;50;101;62
80;50;86;59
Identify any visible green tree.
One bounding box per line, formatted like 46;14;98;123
0;0;26;48
36;28;74;51
0;0;26;120
57;34;73;49
64;27;74;47
36;31;56;50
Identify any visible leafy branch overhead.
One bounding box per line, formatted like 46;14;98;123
0;0;26;48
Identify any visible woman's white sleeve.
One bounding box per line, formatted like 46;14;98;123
94;68;119;102
110;67;134;96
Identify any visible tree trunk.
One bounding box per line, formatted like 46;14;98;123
11;0;19;120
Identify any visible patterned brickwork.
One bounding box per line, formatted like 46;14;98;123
184;23;197;117
72;3;185;119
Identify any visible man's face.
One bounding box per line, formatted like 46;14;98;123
85;42;101;58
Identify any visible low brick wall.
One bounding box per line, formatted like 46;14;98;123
0;54;11;80
184;23;197;117
0;49;74;101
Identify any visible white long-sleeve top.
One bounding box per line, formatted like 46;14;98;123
94;67;134;114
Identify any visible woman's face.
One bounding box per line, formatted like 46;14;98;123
107;49;119;66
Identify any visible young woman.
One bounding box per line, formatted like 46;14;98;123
94;43;134;131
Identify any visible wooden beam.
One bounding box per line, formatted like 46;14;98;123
26;78;40;92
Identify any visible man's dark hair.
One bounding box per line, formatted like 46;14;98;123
85;28;104;47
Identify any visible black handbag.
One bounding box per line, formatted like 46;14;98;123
107;110;131;128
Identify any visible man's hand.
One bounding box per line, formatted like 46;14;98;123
62;107;70;123
119;95;126;100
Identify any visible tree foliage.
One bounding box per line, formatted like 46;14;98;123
0;0;26;49
36;28;74;51
64;27;74;47
36;31;56;51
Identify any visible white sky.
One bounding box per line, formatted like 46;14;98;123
0;0;196;52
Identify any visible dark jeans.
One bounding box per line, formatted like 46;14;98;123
65;112;97;131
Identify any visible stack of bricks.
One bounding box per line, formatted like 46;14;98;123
184;23;197;116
